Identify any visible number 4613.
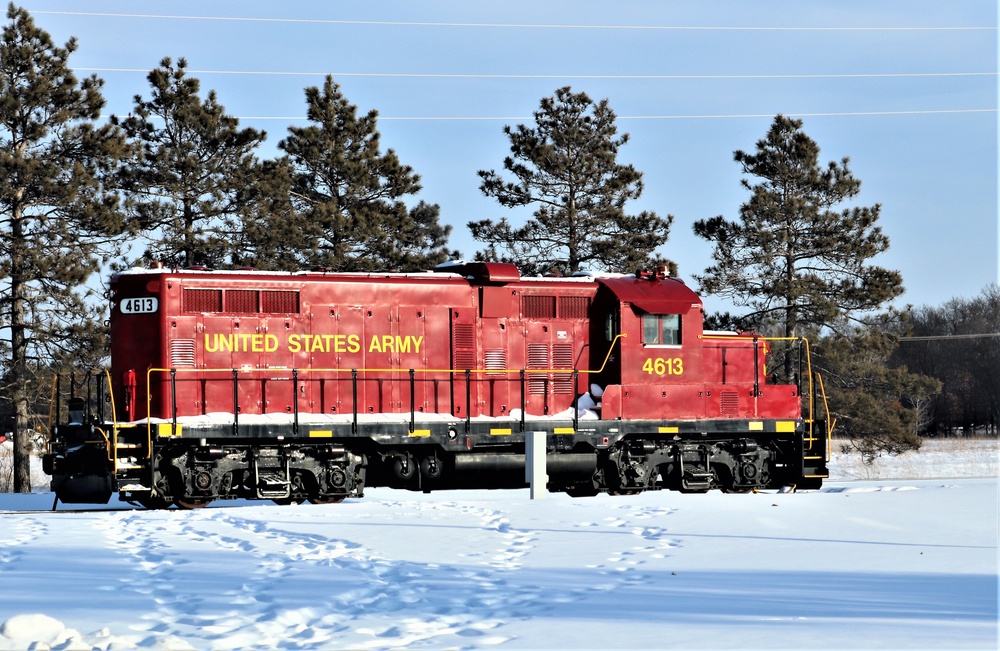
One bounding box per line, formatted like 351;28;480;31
642;357;683;376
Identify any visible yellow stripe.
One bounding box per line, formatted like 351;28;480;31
748;421;764;431
490;428;512;436
309;430;333;438
409;429;431;437
553;427;574;434
157;423;181;437
658;426;679;434
776;421;796;433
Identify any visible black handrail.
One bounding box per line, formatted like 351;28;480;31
292;369;299;437
231;369;239;436
170;369;178;435
409;368;416;433
351;369;358;435
464;369;472;433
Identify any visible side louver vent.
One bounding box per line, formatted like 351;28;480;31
170;339;196;367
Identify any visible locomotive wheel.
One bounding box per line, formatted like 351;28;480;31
174;498;213;509
271;497;304;506
308;495;347;505
564;485;600;498
135;494;173;510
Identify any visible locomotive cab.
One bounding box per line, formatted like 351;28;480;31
591;269;706;420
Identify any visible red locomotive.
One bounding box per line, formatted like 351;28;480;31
44;262;831;507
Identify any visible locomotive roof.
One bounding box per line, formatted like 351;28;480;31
598;274;702;314
112;265;702;312
112;265;610;286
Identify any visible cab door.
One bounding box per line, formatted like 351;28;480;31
589;292;623;390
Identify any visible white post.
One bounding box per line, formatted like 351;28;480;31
525;430;548;500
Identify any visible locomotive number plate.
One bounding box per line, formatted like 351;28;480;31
642;356;684;376
120;297;158;314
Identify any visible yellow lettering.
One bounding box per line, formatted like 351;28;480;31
310;335;326;353
205;333;219;353
251;334;264;353
368;335;381;353
288;334;301;353
265;334;278;352
219;334;234;353
347;334;361;353
396;335;410;354
383;335;395;353
642;357;685;376
412;335;423;354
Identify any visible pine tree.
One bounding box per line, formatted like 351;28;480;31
694;115;923;459
816;320;941;462
242;76;455;272
0;4;130;491
116;58;265;268
472;87;672;276
694;115;903;343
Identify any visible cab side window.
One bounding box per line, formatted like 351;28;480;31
642;313;681;346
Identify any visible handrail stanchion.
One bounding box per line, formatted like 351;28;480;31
351;369;358;435
572;369;579;431
292;369;299;437
465;369;472;433
231;369;239;436
170;369;178;436
520;369;526;433
409;369;416;433
752;337;760;398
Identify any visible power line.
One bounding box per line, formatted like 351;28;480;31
74;67;999;81
199;109;994;122
899;333;1000;341
26;11;999;31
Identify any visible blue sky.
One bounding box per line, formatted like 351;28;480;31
22;1;998;314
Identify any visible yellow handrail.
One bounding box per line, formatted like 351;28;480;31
813;372;835;462
141;333;629;439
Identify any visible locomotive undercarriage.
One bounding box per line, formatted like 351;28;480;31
594;436;781;495
127;442;368;508
46;416;822;507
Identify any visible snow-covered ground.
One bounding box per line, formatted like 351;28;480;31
0;440;997;650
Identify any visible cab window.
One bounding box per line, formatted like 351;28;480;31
642;313;681;346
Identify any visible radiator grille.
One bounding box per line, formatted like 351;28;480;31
183;288;222;313
261;290;299;313
558;296;590;319
523;295;556;319
226;289;259;314
182;288;300;314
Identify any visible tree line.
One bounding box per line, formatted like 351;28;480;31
1;5;995;490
